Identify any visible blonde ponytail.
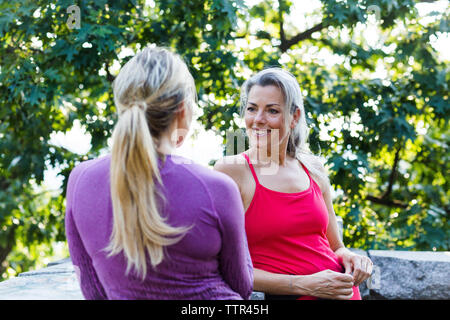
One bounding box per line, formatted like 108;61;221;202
106;47;195;279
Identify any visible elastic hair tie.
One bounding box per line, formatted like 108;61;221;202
132;101;146;111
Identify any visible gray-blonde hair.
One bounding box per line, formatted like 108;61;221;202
240;67;330;190
106;46;195;279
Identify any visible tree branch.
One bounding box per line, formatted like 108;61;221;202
365;145;407;208
278;0;286;44
279;22;327;52
105;62;115;83
270;0;436;52
382;145;401;199
0;225;17;274
365;195;408;209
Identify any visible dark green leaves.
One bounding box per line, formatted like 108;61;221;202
0;0;448;281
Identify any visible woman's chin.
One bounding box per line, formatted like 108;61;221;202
251;142;274;153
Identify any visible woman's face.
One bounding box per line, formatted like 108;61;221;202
244;85;290;154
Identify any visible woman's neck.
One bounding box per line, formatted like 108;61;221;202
157;130;177;155
247;144;289;167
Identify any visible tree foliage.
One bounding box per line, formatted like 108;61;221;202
0;0;241;279
0;0;448;280
227;0;449;251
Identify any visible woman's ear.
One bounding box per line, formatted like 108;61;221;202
176;102;190;128
290;107;301;129
173;102;192;147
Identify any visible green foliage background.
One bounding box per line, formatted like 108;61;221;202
0;0;448;280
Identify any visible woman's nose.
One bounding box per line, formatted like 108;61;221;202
254;110;266;124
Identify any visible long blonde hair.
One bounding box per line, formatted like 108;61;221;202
106;46;196;279
240;67;330;191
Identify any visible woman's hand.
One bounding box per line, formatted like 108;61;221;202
295;269;355;300
335;247;373;286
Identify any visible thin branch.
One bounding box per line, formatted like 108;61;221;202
278;0;286;43
365;145;407;209
274;0;436;52
365;195;408;209
0;225;17;271
279;22;327;52
382;146;401;199
105;62;115;83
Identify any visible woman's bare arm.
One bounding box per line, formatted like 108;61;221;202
254;268;354;300
322;181;373;285
322;184;346;252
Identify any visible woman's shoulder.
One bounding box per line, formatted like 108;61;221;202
169;154;239;191
69;155;110;183
213;154;248;180
298;152;328;173
66;155;111;204
297;152;331;194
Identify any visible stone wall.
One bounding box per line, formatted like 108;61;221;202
0;250;448;300
362;250;450;300
0;258;82;300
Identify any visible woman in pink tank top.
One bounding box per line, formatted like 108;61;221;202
215;68;373;300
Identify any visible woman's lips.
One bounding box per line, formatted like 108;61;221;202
251;128;271;137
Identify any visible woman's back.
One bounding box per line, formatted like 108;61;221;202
65;154;253;299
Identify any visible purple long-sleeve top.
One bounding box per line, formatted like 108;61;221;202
65;154;253;300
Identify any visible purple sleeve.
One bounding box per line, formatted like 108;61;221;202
65;165;107;300
212;175;254;299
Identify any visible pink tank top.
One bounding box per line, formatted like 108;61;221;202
242;153;361;300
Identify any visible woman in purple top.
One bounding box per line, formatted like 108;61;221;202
65;46;253;300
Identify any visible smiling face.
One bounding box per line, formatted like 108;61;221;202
245;85;293;155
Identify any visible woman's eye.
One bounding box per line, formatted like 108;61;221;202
268;109;279;114
246;106;256;112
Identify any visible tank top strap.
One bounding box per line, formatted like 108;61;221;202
242;153;260;185
298;160;314;188
299;161;310;177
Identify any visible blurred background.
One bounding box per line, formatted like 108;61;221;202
0;0;448;281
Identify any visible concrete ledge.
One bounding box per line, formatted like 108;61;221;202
0;250;449;300
0;258;83;300
366;251;450;300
